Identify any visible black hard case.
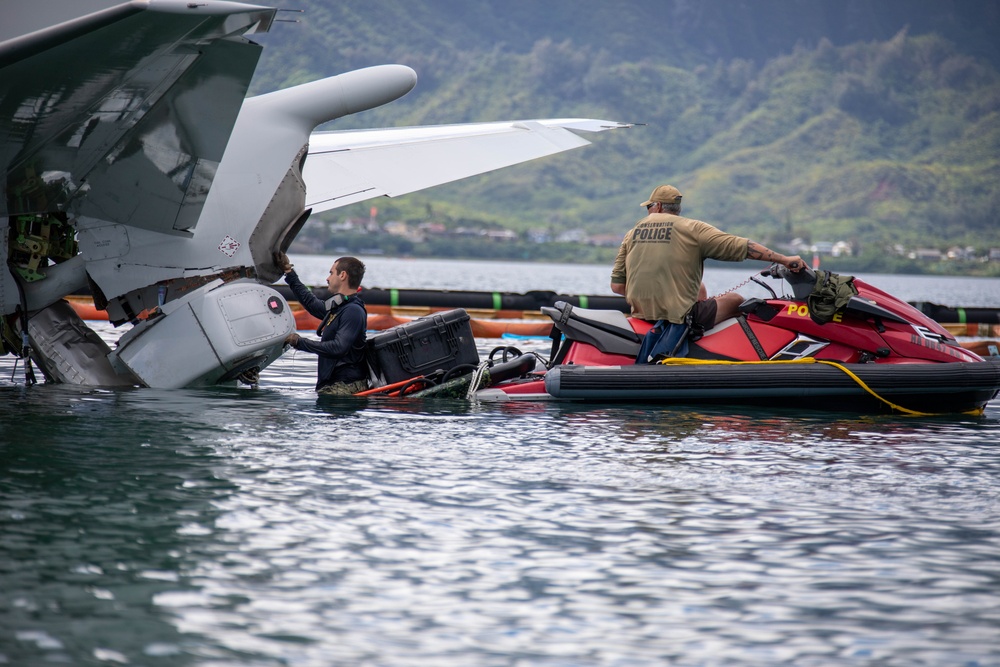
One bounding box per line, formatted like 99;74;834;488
367;309;480;385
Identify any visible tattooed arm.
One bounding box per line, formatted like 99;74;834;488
746;241;805;271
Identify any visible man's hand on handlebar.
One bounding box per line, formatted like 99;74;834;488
783;255;805;272
761;259;813;281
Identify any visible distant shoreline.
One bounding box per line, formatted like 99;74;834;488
289;247;1000;278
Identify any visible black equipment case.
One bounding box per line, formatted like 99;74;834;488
367;309;480;385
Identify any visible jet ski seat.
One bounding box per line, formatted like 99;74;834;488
541;301;642;357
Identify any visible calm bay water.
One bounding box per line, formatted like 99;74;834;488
2;257;1000;666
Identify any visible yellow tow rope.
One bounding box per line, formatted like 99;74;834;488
654;357;985;417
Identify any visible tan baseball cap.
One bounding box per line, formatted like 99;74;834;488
641;185;683;207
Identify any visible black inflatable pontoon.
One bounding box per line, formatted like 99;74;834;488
544;359;1000;414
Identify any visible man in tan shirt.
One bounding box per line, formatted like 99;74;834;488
611;184;804;332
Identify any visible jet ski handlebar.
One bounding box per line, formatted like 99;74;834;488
760;263;817;300
760;262;815;281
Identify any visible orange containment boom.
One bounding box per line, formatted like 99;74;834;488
65;295;554;337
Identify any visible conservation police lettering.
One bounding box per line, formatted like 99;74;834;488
635;221;673;243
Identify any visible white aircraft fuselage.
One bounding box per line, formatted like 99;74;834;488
0;0;629;388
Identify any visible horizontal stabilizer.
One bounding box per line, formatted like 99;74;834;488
303;119;632;213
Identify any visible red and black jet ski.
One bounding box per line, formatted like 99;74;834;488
476;265;1000;414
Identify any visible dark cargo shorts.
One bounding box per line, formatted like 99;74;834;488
689;298;719;329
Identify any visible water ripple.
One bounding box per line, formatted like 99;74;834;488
2;309;1000;665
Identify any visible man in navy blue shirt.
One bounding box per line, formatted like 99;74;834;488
276;253;369;395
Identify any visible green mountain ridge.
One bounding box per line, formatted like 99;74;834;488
250;1;1000;268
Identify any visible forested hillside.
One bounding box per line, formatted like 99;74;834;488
248;0;1000;269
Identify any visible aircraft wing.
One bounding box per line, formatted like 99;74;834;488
0;0;275;234
302;119;632;213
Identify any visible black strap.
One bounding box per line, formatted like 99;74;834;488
736;315;768;360
547;323;562;367
669;324;691;357
7;261;38;386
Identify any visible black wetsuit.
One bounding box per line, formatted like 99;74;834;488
284;271;368;390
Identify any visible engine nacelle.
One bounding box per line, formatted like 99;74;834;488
109;279;294;388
